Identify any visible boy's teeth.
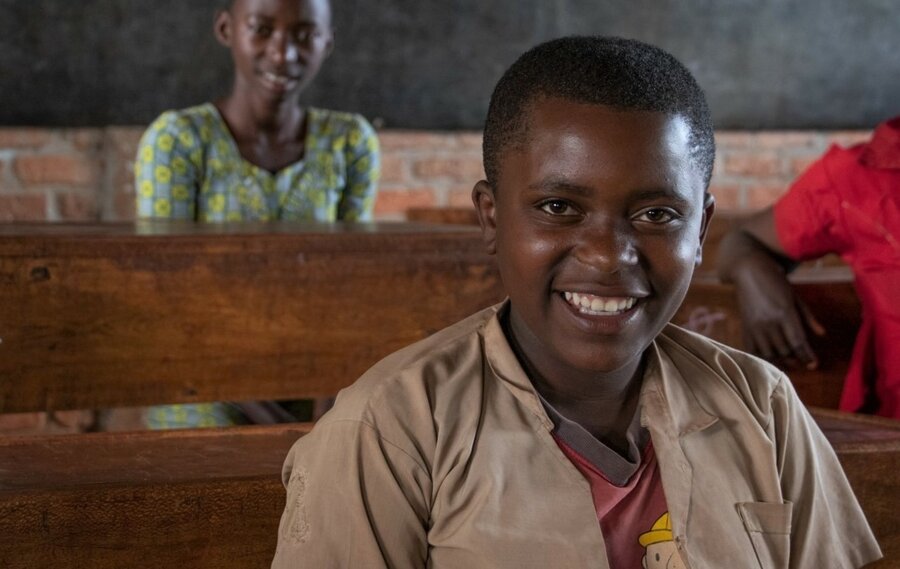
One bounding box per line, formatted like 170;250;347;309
563;291;636;315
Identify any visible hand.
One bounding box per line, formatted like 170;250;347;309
733;259;826;370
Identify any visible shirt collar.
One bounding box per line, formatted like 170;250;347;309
482;301;555;431
482;302;718;438
860;116;900;169
640;331;719;437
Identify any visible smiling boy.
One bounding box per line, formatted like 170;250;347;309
272;37;880;568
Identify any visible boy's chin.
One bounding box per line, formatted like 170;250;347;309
556;342;650;378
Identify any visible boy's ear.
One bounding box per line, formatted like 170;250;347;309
214;10;233;47
472;180;498;255
694;193;716;266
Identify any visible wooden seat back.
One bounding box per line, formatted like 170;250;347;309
0;219;860;413
0;221;505;413
1;410;895;568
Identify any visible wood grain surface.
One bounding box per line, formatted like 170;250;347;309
0;220;861;413
0;411;895;568
0;222;505;412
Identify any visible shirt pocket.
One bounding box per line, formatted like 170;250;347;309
736;501;793;569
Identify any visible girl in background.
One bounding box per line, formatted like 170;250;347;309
135;0;379;428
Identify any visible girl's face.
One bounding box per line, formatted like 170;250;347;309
216;0;333;102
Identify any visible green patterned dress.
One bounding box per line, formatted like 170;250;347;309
136;103;379;222
134;103;380;428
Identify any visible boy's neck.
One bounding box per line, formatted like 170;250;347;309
501;308;645;449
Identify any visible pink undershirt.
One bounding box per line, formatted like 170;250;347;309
553;436;670;568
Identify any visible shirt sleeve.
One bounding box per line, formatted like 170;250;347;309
770;376;882;568
272;419;430;568
337;115;380;222
134;111;202;220
772;147;851;260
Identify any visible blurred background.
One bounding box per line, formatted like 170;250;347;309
0;0;896;220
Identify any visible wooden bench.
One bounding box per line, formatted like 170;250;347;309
407;205;479;226
0;221;505;413
0;219;859;413
1;410;896;568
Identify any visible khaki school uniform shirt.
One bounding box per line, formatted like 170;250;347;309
272;303;881;569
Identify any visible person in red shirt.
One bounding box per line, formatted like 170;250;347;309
718;116;900;418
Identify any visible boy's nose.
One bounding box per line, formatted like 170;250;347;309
573;223;638;273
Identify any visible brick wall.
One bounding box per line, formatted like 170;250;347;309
0;126;871;435
0;127;871;223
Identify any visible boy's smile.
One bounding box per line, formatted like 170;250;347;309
474;97;714;389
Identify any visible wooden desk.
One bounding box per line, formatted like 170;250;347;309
407;206;478;226
0;220;860;414
0;221;505;413
0;410;894;568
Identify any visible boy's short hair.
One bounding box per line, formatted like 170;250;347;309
483;36;715;188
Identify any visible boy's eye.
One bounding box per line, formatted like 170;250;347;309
634;207;678;224
539;200;577;216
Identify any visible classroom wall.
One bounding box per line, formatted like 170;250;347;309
2;0;898;129
0;126;872;226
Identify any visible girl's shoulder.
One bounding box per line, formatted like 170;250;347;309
309;108;376;137
145;103;219;137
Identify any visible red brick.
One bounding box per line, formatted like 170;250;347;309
447;185;479;207
115;155;136;186
0;128;52;149
453;133;483;151
722;152;782;178
113;187;138;221
827;131;870;149
790;155;819;176
380;131;456;152
0;194;47;221
108;127;144;161
714;132;757;149
412;157;484;183
374;188;437;215
753;132;819;150
14;154;96;186
70;129;103;152
708;184;744;211
0;412;47;433
57;191;99;221
379;155;407;184
747;184;788;208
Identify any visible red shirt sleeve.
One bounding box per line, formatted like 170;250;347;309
772;146;850;260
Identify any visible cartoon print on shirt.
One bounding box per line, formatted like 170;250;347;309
639;512;686;569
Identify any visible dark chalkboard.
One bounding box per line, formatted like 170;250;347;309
1;0;898;129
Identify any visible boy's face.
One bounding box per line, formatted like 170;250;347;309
216;0;333;102
474;98;713;382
